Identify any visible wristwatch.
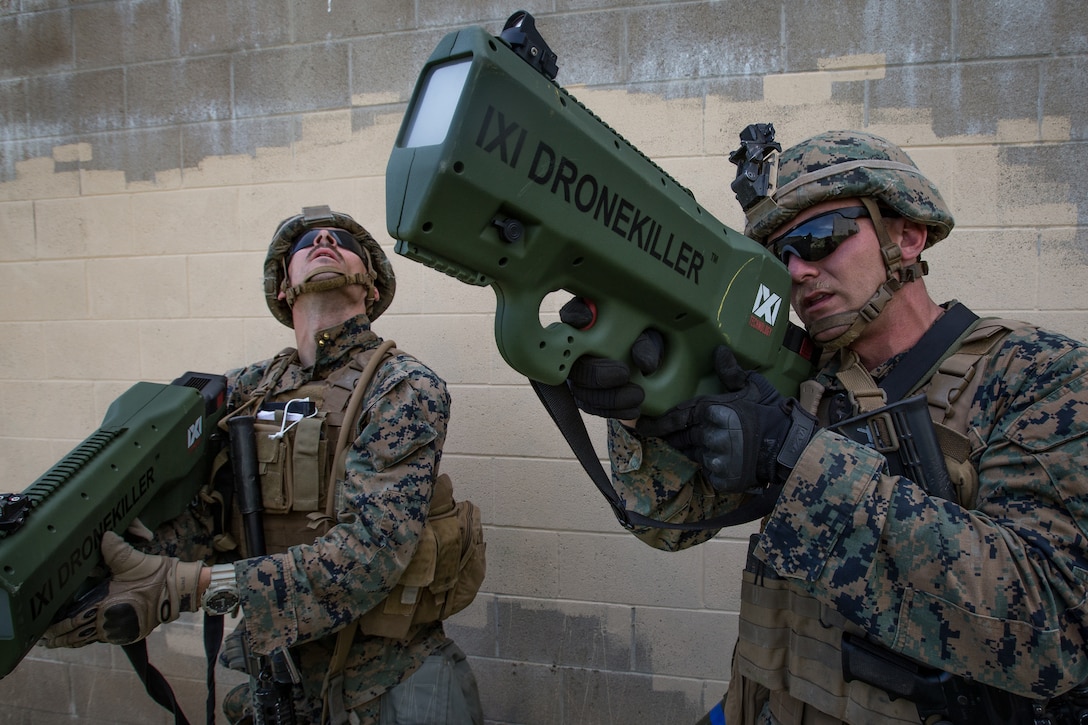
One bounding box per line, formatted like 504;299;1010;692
201;563;241;616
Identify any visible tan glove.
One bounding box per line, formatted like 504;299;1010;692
43;531;203;647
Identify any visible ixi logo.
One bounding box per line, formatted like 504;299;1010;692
752;284;783;326
187;416;203;451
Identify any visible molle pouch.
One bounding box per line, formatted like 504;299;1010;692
358;474;487;639
253;401;328;514
360;516;441;640
414;476;486;624
427;485;486;621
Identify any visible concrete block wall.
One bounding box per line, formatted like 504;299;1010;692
1;1;1086;723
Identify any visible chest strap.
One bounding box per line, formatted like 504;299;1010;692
830;304;984;508
305;339;397;533
834;303;981;414
219;348;298;430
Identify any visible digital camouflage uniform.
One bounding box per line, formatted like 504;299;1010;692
600;131;1088;724
147;314;458;723
607;316;1088;722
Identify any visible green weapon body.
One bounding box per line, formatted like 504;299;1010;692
386;16;814;416
0;373;227;677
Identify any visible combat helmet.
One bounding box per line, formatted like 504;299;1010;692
264;205;396;328
730;127;954;350
740;129;953;246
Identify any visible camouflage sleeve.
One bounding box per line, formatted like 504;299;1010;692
224;361;272;408
607;419;752;551
139;506;216;561
236;356;450;655
757;332;1088;698
137;363;262;561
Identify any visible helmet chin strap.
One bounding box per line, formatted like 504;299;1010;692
282;267;377;309
807;197;928;352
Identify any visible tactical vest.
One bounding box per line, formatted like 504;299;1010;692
217;341;486;641
726;315;1027;725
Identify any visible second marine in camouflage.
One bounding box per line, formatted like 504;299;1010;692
45;206;486;724
563;130;1088;724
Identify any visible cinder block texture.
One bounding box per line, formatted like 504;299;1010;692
2;1;1087;724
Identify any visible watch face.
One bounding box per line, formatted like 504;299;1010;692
204;590;240;615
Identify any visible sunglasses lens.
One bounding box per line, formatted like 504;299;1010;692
288;228;365;259
770;207;869;264
329;230;365;257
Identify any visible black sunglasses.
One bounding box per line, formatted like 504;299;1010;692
767;206;872;265
288;228;365;261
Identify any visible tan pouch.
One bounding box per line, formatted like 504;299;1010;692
251;411;328;514
358;474;486;639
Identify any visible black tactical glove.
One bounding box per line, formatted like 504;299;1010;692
637;346;818;493
560;296;663;419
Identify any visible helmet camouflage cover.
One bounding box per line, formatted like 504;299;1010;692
743;130;954;247
264;205;396;328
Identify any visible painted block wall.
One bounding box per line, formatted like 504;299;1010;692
1;1;1086;723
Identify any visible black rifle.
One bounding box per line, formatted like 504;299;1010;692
842;633;1039;725
1043;683;1088;724
228;416;299;725
832;394;956;501
834;398;1044;724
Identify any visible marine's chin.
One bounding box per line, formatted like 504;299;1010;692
303;266;345;284
807;318;852;344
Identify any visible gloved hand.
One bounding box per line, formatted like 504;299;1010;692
560;296;663;419
637;345;818;493
43;531;203;648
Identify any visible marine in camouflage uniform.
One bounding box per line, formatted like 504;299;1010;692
44;206;483;724
562;131;1088;724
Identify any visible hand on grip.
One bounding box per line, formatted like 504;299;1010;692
43;531;203;648
637;345;817;493
560;297;663;419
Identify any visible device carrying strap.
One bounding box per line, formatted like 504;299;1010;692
122;553;230;725
531;380;780;532
532;305;980;533
880;302;980;403
835;303;981;417
202;614;225;724
122;640;193;725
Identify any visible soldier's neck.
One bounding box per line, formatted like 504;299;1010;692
291;297;368;368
